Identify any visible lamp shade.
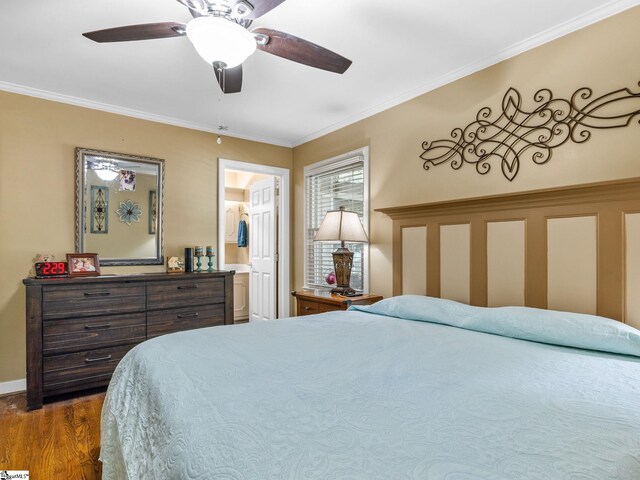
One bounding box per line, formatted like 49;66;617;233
314;208;369;243
186;16;256;69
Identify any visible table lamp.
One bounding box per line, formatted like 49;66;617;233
314;206;369;295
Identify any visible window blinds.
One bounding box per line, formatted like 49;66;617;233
305;157;366;291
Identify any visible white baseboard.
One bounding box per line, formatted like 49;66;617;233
0;378;26;395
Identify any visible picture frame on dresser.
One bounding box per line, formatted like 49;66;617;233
66;253;100;276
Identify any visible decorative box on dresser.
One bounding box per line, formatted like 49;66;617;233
291;290;383;316
24;271;234;410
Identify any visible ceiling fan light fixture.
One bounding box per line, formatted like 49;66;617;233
95;167;119;182
186;16;256;69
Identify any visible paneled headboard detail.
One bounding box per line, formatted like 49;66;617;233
377;177;640;328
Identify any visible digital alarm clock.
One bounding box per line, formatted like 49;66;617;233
34;261;70;278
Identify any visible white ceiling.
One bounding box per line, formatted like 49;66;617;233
1;0;638;147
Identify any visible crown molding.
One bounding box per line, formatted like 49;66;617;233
0;80;294;148
292;0;640;147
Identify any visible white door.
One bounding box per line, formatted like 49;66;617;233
249;177;277;321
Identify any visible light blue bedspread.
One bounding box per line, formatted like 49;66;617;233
101;296;640;479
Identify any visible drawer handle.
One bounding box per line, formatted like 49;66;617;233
304;306;313;311
84;323;112;330
84;355;112;363
177;312;199;319
177;285;199;290
83;291;112;297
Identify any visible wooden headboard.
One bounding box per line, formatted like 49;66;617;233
377;177;640;328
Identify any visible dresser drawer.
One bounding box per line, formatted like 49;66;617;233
43;313;146;355
297;299;320;316
42;284;146;320
147;278;225;310
147;304;225;338
43;343;138;395
319;303;343;313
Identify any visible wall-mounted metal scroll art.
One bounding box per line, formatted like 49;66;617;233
90;186;109;233
419;83;640;181
149;190;157;235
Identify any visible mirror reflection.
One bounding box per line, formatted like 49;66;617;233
75;148;164;265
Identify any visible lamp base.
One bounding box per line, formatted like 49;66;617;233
332;247;355;296
330;286;356;296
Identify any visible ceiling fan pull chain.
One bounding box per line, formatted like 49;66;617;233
217;74;224;144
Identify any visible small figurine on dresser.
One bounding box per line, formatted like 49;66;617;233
167;256;185;273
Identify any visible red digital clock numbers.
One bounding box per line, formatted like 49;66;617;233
35;261;70;278
42;262;65;275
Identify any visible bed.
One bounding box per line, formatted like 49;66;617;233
100;296;640;479
100;178;640;479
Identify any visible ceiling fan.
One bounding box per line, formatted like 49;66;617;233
82;0;352;94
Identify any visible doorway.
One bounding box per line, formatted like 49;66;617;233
218;159;290;321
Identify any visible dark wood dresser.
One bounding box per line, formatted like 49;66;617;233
24;271;234;410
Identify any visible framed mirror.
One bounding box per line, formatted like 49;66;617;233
75;147;164;266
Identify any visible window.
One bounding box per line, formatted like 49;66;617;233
304;148;369;292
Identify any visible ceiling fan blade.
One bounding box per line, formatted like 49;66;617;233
253;28;352;74
83;22;186;43
245;0;287;20
214;65;243;94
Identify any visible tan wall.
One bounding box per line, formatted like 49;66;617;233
0;91;292;383
292;7;640;300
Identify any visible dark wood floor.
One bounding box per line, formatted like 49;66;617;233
0;392;104;480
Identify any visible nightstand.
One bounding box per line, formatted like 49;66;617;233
291;290;383;316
